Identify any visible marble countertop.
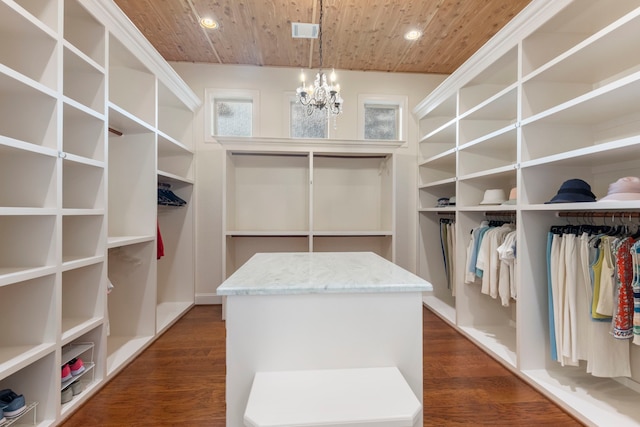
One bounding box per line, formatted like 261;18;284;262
217;252;433;296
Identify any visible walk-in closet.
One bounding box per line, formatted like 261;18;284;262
416;0;640;425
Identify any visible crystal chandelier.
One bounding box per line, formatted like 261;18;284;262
296;0;343;116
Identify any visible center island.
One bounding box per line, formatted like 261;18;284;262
217;252;433;426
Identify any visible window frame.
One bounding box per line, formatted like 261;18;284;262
357;94;408;141
204;88;260;141
284;93;331;139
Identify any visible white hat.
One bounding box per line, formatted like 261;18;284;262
599;177;640;201
480;189;507;205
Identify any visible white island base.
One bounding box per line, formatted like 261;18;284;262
218;252;432;427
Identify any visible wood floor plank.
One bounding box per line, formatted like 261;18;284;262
62;305;583;426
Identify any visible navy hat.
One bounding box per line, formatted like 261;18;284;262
546;179;596;203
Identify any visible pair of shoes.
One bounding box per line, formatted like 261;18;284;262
71;381;84;396
61;358;85;383
0;389;26;418
61;386;73;404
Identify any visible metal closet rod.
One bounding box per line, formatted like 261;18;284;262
484;211;516;217
556;211;640;218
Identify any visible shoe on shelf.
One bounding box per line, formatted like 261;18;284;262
0;389;26;418
0;408;5;425
71;380;84;396
61;364;72;382
61;386;73;404
69;358;85;376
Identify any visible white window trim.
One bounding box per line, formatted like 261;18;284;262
205;88;260;142
283;92;332;139
357;94;408;141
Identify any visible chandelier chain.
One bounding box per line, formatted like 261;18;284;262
318;0;323;71
294;0;342;116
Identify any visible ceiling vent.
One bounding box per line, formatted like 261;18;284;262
291;22;319;39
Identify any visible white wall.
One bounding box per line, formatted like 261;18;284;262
170;62;447;303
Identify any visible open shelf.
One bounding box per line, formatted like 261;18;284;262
0;352;56;425
108;131;155;238
62;263;104;341
226;152;309;232
458;87;517;145
0;215;56;276
0;1;58;91
107;242;155;375
521;0;640;76
417;93;457;138
418;121;456;161
0;72;57;150
158;133;194;182
158;81;194;149
157;179;194;333
12;0;59;33
109;35;155;127
0;143;56;208
62;214;105;263
63;0;105;67
0;275;56;372
63;159;105;210
459;47;518;114
63;45;105;114
313;155;393;232
63;101;106;162
458;127;517;176
418;150;456;185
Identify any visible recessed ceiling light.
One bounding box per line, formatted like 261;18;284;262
404;30;422;41
200;17;218;29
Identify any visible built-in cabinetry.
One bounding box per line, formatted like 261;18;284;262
0;0;199;424
219;137;399;279
415;1;640;425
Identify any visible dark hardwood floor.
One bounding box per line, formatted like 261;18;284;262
62;305;583;426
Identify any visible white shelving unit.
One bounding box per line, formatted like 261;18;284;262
0;0;200;425
220;137;400;278
415;1;640;425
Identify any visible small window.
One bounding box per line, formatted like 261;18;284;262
357;94;407;141
214;98;252;137
290;100;328;139
205;89;259;141
364;104;399;140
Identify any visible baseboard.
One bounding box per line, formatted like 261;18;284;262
195;293;222;305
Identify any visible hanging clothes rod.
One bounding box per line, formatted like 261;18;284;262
556;211;640;218
484;211;516;217
436;211;456;216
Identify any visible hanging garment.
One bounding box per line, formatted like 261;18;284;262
574;232;590;362
591;235;613;320
612;237;635;339
447;221;456;296
547;228;632;377
465;221;489;284
478;224;514;300
595;236;616;317
497;230;517;306
632;242;640;345
546;232;558;361
561;233;578;365
157;221;165;260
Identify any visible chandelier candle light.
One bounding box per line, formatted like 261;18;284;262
296;0;343;116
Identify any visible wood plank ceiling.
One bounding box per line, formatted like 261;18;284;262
114;0;532;74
